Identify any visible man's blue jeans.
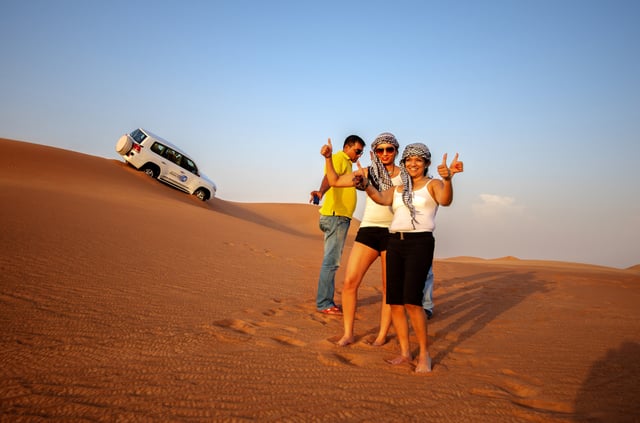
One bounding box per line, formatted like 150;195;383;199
422;266;434;312
316;215;351;310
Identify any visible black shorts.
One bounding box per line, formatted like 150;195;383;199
385;232;434;306
354;226;390;253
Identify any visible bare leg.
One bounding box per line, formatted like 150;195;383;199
337;243;379;346
372;251;392;346
386;304;412;364
406;304;431;372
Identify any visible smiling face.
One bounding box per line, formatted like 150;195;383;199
403;155;429;178
374;144;397;165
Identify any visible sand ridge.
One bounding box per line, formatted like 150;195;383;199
1;138;639;421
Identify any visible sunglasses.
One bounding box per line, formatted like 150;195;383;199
354;148;363;155
375;146;396;154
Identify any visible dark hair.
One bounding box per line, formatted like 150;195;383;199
343;134;365;148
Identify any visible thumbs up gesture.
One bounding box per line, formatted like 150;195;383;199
437;153;463;181
320;138;333;158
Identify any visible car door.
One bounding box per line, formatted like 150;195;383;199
160;148;191;192
179;156;200;192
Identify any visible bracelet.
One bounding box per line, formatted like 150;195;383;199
354;176;369;191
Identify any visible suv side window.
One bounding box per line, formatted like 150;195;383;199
131;129;147;143
181;157;199;175
165;148;183;166
150;142;166;156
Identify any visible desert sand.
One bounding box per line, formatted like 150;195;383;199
1;138;639;422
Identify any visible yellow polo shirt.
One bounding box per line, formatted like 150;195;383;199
320;151;357;218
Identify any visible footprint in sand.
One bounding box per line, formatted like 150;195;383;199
254;320;298;334
510;398;573;414
271;335;306;347
500;368;544;387
445;346;483;367
452;346;476;354
309;314;331;325
497;377;540;398
262;308;284;317
495;371;572;415
469;369;570;416
212;319;256;335
317;352;360;367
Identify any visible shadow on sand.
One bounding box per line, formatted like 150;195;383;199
432;270;550;363
210;200;318;239
354;269;551;361
574;341;640;422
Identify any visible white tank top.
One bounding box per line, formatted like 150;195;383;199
360;173;402;228
389;180;438;232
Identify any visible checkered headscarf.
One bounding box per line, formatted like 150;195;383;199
399;143;431;227
367;132;399;191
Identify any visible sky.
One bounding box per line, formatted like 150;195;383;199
1;0;639;269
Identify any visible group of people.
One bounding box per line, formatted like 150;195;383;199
309;132;463;373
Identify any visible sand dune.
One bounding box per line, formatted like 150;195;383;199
1;138;639;422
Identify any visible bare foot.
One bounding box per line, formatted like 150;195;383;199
385;355;412;365
370;336;387;346
336;335;354;347
415;355;432;373
364;335;387;346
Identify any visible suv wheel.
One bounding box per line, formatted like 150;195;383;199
116;135;133;155
194;188;208;201
142;165;159;178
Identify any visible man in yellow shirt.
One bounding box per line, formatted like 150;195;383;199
310;135;365;315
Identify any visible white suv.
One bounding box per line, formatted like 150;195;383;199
116;128;217;201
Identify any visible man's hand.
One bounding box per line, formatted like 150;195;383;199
309;190;322;204
320;138;333;158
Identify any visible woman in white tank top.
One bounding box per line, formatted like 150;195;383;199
363;143;463;373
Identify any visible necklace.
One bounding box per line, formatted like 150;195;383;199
386;164;396;176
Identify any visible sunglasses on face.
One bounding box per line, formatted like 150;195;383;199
375;146;396;154
354;148;363;155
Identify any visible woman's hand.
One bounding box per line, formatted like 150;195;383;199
438;153;463;181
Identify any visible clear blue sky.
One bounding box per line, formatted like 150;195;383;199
2;0;639;268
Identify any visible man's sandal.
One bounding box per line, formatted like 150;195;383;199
319;306;342;315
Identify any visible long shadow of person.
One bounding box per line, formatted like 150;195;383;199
210;200;316;238
574;341;640;422
432;270;551;364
